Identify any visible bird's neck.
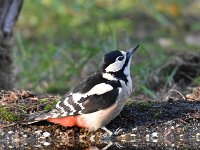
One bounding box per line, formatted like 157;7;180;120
102;71;129;83
102;72;118;81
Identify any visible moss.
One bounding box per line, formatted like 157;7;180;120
44;97;60;111
134;101;153;110
40;98;48;103
0;107;21;122
153;110;162;119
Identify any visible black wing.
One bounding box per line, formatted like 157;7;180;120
73;72;107;93
73;72;121;114
80;87;119;114
47;72;121;117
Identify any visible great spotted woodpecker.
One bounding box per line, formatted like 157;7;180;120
24;45;139;135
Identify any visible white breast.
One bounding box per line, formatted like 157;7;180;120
117;75;132;104
78;75;133;131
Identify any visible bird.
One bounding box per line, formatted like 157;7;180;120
22;45;139;135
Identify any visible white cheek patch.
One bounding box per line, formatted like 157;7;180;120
105;51;126;72
105;61;124;72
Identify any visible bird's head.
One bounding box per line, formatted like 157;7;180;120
100;45;139;79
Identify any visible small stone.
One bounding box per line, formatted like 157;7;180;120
0;131;5;136
152;132;158;138
43;142;51;146
8;145;14;148
152;139;158;143
130;133;136;137
34;144;42;148
55;129;60;134
27;127;32;131
35;130;42;135
146;134;150;141
43;132;51;137
196;133;200;141
13;138;21;143
23;134;27;138
132;127;137;131
8;131;14;134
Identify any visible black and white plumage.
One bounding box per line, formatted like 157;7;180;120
25;45;139;135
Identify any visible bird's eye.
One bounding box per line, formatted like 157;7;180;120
117;56;124;61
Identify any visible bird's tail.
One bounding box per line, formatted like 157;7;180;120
17;111;52;125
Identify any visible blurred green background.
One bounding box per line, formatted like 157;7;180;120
14;0;200;97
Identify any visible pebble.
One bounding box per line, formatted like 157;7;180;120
196;133;200;141
13;138;21;143
8;145;14;148
34;144;42;148
23;134;27;138
152;139;158;143
35;130;42;135
43;132;51;137
130;133;136;137
8;131;14;134
0;131;5;136
132;127;137;131
43;142;51;146
152;132;158;138
146;134;150;141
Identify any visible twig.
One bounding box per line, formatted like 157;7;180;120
169;89;186;100
0;122;17;129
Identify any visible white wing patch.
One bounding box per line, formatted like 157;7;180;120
88;83;113;95
51;83;114;117
73;83;113;101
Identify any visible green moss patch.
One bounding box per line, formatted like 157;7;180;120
0;107;21;122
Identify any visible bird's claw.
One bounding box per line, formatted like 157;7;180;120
113;127;126;135
115;142;124;148
101;127;126;137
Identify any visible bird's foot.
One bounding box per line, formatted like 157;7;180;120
101;127;113;136
113;127;126;135
101;127;126;137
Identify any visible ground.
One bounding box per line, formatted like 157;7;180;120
0;51;200;149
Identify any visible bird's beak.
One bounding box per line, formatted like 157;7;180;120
126;45;139;58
